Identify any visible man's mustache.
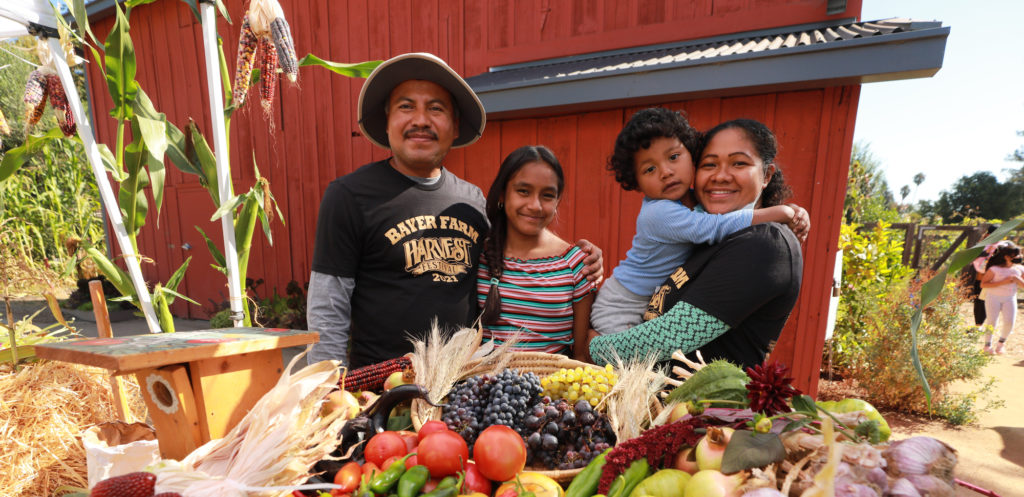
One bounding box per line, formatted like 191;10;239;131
404;127;437;140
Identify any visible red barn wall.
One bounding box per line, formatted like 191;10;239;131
85;0;862;394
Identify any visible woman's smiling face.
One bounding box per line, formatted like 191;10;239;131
696;127;775;214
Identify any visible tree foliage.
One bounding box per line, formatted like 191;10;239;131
844;142;899;224
919;169;1024;222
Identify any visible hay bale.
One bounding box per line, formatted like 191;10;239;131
0;360;147;496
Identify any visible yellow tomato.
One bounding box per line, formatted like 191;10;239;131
495;472;565;497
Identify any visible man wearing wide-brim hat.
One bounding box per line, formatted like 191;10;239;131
307;53;602;368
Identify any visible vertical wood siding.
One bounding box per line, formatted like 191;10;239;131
83;0;861;393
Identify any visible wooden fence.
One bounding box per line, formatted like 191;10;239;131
878;223;1023;270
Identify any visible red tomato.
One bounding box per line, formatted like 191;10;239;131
461;461;493;495
333;461;362;493
396;430;419;452
405;454;419;469
417;420;449;443
382;455;401;469
361;462;381;483
417;430;469;477
473;425;527;481
364;432;408;467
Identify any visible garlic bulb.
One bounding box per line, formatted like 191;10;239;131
882;437;957;483
888;478;922;497
740;488;785;497
902;475;955;497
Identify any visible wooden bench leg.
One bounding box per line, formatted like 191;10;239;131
135;364;202;460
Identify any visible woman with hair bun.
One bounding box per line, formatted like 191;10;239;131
589;118;805;369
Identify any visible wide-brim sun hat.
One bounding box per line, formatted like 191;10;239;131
358;52;486;149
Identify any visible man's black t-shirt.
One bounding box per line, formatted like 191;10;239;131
311;160;488;368
645;223;803;369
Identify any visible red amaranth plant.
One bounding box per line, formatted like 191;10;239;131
745;361;801;415
598;417;707;493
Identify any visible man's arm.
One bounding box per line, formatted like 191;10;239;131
575;239;604;283
306;271;355;367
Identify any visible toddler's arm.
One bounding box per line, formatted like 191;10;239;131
752;204;809;242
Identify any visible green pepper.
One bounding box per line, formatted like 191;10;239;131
565;448;612;497
608;458;649;497
817;399;891;442
397;465;430;497
422;473;462;497
370;453;416;494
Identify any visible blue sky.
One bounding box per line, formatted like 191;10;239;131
854;0;1024;203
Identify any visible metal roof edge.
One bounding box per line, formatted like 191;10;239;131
488;17;864;73
471;25;950;94
474;28;948;119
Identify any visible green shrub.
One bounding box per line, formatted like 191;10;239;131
843;276;996;416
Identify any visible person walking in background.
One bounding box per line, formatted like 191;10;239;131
966;225;999;333
978;241;1024;354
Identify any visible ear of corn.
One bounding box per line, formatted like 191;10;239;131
232;15;259;107
23;70;49;127
342;356;413;392
45;74;77;137
258;36;278;118
270;17;298;83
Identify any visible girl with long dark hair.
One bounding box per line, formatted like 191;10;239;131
478;145;596;360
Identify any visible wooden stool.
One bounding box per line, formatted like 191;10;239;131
35;328;318;460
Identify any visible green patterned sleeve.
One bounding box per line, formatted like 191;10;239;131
589;301;730;364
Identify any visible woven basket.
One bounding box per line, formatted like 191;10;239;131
413;351;662;483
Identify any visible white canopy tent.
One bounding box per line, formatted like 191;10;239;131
1;0;244;331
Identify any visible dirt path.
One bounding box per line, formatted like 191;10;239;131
881;314;1024;497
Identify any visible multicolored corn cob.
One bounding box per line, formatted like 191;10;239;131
232;15;259;107
270;16;298;83
342;356;413;392
258;36;278;116
45;74;76;136
23;70;49;127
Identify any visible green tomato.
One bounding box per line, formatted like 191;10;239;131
627;469;691;497
817;398;891;442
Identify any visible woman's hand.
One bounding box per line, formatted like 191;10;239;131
575;239;605;284
786;203;810;243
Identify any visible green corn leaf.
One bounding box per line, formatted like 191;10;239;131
177;0;201;23
104;5;140;121
95;143;126;181
165;256;192;296
165;122;200;176
215;0;232;23
298;55;382;78
131;91;169;219
0;128;64;183
151;283;174;333
195;226;226;269
211;194;243;222
157;286;199;306
71;0;101;47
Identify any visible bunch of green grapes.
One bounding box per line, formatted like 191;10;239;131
539;364;618;407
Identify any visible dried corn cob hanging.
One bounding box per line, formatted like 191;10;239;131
232;15;259;107
23;69;50;128
258;36;278;118
45;74;77;136
343;356;413;392
269;15;298;83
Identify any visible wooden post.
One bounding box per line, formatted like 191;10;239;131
89;280;134;423
902;223;917;266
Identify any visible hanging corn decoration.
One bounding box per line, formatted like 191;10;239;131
46;74;77;137
233;0;299;120
232;15;259;107
258;37;278;117
270;16;298;82
23;69;49;127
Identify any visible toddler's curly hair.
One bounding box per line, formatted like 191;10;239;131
607;107;699;191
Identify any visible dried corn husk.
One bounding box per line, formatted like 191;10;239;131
0;361;147;497
149;350;347;496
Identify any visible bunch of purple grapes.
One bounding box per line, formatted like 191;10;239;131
522;397;615;470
